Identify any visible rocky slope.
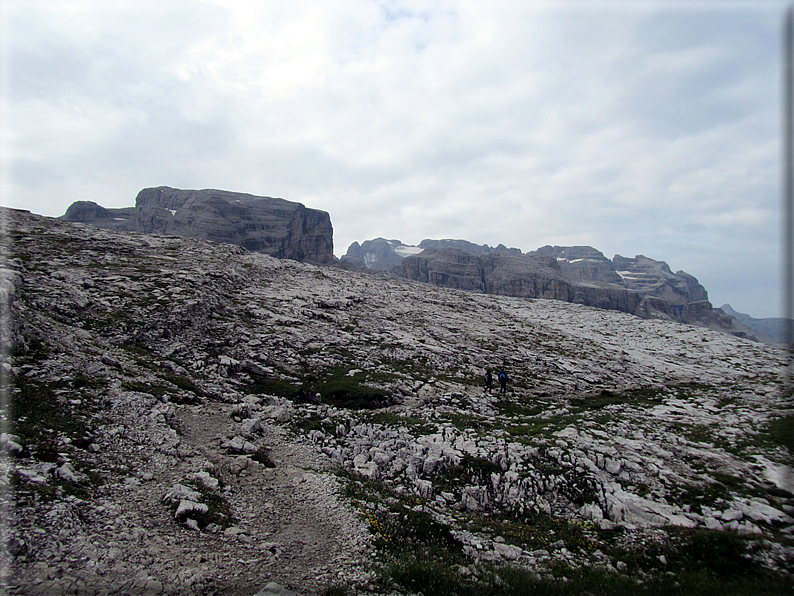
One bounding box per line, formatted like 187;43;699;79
62;187;335;265
2;208;793;595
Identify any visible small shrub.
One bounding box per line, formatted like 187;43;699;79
322;585;351;596
762;415;794;451
251;446;276;468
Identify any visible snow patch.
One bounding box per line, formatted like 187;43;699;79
394;245;423;258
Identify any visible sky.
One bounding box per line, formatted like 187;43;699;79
0;0;788;318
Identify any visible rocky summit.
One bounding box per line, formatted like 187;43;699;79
61;187;335;265
1;208;793;595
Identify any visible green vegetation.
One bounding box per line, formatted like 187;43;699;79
121;379;170;399
8;378;104;500
240;371;302;400
10;379;93;457
569;386;665;412
336;464;792;596
121;371;204;404
760;414;794;452
437;411;494;432
311;367;392;409
366;412;435;435
436;453;502;494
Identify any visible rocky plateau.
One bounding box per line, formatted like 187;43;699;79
1;208;793;595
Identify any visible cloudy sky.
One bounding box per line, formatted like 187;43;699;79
1;0;788;318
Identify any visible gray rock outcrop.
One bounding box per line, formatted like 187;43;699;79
535;245;624;284
62;186;334;264
341;238;522;271
417;238;522;256
340;238;406;271
612;254;708;310
386;242;768;341
397;248;644;315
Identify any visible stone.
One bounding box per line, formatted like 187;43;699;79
493;542;523;560
187;471;219;491
174;500;209;519
254;582;299;596
704;517;723;530
720;509;744;522
163;484;202;504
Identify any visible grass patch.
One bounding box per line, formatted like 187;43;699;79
367;412;435;435
508;415;575;440
496;399;548;418
569;386;665;412
435;453;502;495
760;414;794;452
10;379;93;459
162;372;205;397
307;367;393;409
240;372;302;400
121;380;169;399
437;412;494;432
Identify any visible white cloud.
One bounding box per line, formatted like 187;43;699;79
2;0;788;318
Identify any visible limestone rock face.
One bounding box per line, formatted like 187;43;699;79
340;238;406;271
535;245;624;284
612;254;709;309
397;248;641;313
341;238;522;271
62;187;334;264
418;238;522;256
61;201;136;231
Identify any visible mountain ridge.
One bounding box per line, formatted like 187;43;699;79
343;238;771;344
59;188;773;343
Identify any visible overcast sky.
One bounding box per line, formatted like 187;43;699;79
1;0;788;318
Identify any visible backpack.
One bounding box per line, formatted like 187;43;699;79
499;371;507;383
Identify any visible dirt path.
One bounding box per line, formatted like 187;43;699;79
7;399;371;596
166;401;371;595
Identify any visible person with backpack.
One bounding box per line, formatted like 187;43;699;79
498;368;508;394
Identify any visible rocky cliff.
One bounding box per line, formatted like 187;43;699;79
62;186;335;264
348;239;762;341
3;209;792;594
417;238;522;256
339;238;409;271
395;247;753;335
340;238;520;271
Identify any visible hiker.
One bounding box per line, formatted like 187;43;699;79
498;368;508;394
484;369;493;392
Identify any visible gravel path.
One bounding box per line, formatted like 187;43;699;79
5;398;372;596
